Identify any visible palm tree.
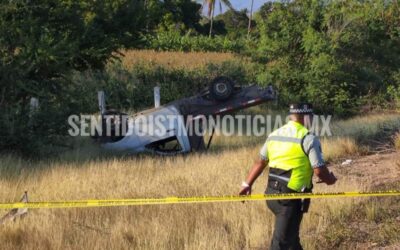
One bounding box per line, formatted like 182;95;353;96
202;0;234;37
247;0;254;38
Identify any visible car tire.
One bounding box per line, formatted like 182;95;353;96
209;76;234;101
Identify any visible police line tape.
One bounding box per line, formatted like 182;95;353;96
1;190;400;209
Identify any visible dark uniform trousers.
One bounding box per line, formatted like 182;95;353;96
266;180;309;250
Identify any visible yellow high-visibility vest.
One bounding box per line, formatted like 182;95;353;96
266;121;312;192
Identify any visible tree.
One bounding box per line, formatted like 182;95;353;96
255;0;400;115
215;9;251;39
146;0;203;33
0;0;145;155
202;0;234;37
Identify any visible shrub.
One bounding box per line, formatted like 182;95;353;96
252;0;400;116
71;60;262;113
0;1;145;156
142;30;246;53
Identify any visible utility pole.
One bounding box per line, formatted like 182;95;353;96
247;0;254;39
209;0;216;37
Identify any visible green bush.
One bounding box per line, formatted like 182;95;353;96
142;30;246;53
71;60;262;113
0;0;145;156
252;0;400;116
387;85;400;109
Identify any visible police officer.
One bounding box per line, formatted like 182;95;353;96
239;103;337;250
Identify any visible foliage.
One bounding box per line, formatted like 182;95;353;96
142;30;246;52
387;85;400;109
202;0;234;37
146;0;203;33
71;60;261;112
0;0;145;155
253;0;400;115
215;9;253;39
386;70;400;109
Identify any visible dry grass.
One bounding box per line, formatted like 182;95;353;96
1;113;400;249
330;113;400;140
117;50;237;70
394;133;400;150
0;145;367;250
321;137;363;162
0;148;264;249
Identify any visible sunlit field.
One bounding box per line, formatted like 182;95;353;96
3;0;400;249
0;113;399;249
118;50;238;70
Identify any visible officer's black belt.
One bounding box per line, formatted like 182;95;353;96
268;168;295;193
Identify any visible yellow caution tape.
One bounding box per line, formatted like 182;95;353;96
1;190;399;209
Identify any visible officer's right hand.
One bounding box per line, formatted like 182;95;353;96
314;167;337;185
326;172;337;185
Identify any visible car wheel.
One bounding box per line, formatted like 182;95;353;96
209;76;234;101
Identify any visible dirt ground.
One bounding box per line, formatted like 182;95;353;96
330;151;400;189
327;151;400;250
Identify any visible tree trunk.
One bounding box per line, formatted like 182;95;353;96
144;0;149;32
209;1;216;37
247;0;254;38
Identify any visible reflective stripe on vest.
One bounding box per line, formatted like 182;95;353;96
266;121;312;192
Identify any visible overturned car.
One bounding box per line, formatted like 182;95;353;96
93;77;276;155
